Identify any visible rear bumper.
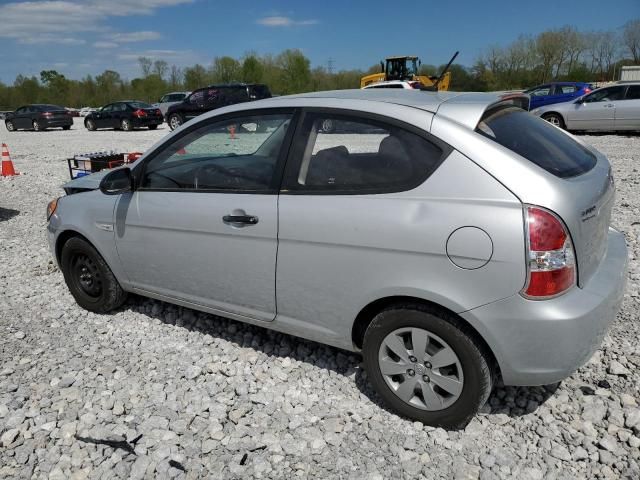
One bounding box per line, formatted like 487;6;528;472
132;117;162;127
461;228;628;386
43;118;73;127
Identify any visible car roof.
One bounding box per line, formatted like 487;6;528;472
208;89;528;130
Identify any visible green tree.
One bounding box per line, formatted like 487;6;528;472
184;64;208;90
210;56;240;83
241;55;264;84
276;49;311;94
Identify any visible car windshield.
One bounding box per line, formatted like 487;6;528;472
476;106;596;178
128;101;153;109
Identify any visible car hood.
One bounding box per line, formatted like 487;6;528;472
532;101;576;114
63;169;111;192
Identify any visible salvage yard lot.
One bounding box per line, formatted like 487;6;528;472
1;118;639;479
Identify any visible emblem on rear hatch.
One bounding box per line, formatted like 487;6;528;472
581;205;596;222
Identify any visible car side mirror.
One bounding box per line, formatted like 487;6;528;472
100;168;133;195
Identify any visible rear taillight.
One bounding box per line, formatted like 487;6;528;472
155;109;162;116
522;206;576;299
133;109;146;118
584;88;591;94
42;112;53;117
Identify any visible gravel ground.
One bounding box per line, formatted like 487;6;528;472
1;119;639;479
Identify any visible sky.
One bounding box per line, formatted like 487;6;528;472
0;0;637;83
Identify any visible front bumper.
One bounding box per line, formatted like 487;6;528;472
461;228;628;386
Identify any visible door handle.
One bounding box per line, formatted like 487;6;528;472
223;214;259;225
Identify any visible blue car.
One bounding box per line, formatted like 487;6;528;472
524;82;593;110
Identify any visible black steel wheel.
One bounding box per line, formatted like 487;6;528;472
60;237;127;313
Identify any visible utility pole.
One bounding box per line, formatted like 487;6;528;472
327;58;334;75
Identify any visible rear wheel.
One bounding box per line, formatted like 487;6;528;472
62;125;71;131
60;237;127;313
148;124;158;130
362;304;493;429
5;121;15;132
168;113;183;131
121;119;132;131
542;113;565;129
33;120;43;131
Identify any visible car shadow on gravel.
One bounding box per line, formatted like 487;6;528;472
123;295;560;428
0;207;20;222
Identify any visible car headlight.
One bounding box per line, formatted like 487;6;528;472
47;197;60;221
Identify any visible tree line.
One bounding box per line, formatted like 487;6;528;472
0;19;637;110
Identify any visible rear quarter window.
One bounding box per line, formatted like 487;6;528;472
476;107;596;178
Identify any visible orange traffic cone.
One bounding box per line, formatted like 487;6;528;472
1;143;19;177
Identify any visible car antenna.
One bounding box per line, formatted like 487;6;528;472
420;51;459;92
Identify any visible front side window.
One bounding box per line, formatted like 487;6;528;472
102;104;114;112
290;113;445;192
584;86;625;103
140;113;293;191
188;91;204;104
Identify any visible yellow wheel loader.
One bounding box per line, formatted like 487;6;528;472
360;52;459;90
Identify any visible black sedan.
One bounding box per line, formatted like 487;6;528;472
5;104;73;131
84;101;163;131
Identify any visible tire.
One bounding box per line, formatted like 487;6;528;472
168;113;183;131
33;120;43;131
85;119;96;131
62;125;71;131
121;119;132;131
362;304;493;429
542;113;565;129
60;237;127;313
5;120;15;132
148;124;158;130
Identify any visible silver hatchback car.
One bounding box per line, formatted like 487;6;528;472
47;90;628;428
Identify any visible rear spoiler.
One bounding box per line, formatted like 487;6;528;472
489;93;530;112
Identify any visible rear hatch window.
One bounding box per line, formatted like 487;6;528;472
248;85;271;99
476;107;596;178
128;101;153;109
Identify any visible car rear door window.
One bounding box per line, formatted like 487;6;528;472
476;106;596;178
286;113;447;193
140;113;293;191
560;85;578;94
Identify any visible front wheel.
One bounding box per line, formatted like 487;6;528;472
168;113;183;131
542;113;565;129
85;119;96;131
121;119;133;131
362;305;493;429
5;120;15;132
60;237;127;313
33;120;43;131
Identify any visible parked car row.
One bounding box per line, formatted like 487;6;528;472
531;82;640;132
3;84;272;133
